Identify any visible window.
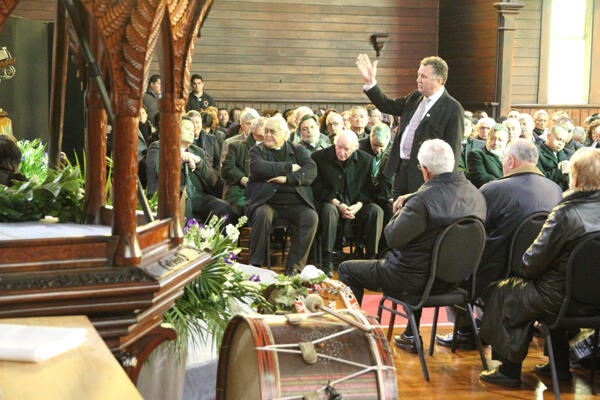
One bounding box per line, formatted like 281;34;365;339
547;0;593;104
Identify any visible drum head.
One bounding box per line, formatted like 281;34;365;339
224;321;261;400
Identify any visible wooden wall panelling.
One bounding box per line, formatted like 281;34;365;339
182;0;438;112
438;0;498;114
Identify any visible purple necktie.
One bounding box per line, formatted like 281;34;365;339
400;98;430;159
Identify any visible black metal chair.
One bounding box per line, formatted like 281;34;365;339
265;218;290;269
377;217;488;381
505;211;549;278
539;231;600;399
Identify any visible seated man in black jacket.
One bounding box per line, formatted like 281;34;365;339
221;117;265;216
467;124;508;188
537;124;572;191
179;116;236;222
479;147;600;388
246;115;318;275
312;130;384;276
338;139;486;353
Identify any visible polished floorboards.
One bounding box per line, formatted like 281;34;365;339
388;325;599;399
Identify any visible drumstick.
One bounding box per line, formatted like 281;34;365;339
305;294;374;333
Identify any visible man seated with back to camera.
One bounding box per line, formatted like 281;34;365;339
246;115;318;276
338;139;486;353
437;139;563;350
311;130;384;276
479;147;600;388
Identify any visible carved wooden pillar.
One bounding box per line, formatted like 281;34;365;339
48;0;68;170
83;23;107;224
84;89;107;224
494;2;524;117
157;93;184;245
112;109;142;266
158;0;213;246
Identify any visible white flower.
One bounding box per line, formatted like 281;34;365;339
200;227;215;240
300;265;325;281
225;224;240;242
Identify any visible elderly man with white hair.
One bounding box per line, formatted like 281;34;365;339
518;113;536;143
222;107;260;155
311;129;384;276
338;139;486;354
246;115;319;276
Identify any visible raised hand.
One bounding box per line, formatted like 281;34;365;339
356;53;378;86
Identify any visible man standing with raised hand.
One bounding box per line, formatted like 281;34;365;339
356;54;464;198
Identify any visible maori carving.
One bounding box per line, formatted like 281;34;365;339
0;0;19;32
79;0;166;115
0;267;153;292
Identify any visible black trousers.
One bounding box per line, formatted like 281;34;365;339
319;202;383;257
392;158;411;198
192;194;237;222
249;203;318;271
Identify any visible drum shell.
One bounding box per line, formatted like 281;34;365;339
216;312;397;400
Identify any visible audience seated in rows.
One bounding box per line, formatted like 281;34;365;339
438;139;563;349
479;147;600;388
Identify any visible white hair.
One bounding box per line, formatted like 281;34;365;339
504;138;538;164
417;139;454;176
251;117;266;133
334;129;359;148
294;106;313;123
326;112;342;124
240;108;260;123
266;115;290;140
534;109;549;119
477;117;496;128
370;122;391;142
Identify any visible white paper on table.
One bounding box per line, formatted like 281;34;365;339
0;324;87;362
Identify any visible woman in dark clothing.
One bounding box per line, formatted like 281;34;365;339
479;147;600;388
0;135;26;186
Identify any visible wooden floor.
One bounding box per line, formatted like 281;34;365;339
388;325;599;399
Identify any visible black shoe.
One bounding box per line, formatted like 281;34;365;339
435;331;477;350
394;333;418;354
480;367;521;388
533;362;572;381
321;261;334;278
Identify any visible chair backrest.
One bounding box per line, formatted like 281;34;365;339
551;231;600;328
431;217;486;284
506;212;548;278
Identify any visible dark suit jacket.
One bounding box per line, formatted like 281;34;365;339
221;135;255;208
537;143;571;191
459;137;486;172
311;146;376;205
477;166;563;295
185;144;218;198
359;137;392;204
194;131;220;173
246;142;317;218
299;133;331;154
365;86;464;192
467;148;503;188
146;141;160;198
185;92;216;111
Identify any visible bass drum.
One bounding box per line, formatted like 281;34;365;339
217;311;397;400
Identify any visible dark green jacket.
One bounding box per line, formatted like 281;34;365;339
467;148;503;188
221;136;255;208
459;137;485;172
537;143;572;191
311;146;376;205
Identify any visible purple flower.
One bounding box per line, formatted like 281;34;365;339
224;251;238;265
249;274;261;282
184;226;189;235
186;219;198;228
223;213;230;221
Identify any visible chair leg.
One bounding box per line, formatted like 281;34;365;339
467;304;488;370
377;296;386;324
544;325;561;400
429;307;439;356
450;318;459;354
591;328;598;389
408;309;429;381
266;231;271;270
281;228;288;266
386;302;398;343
